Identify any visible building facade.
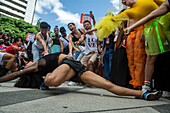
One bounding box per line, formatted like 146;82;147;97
0;0;37;24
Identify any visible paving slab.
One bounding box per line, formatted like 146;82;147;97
0;80;170;113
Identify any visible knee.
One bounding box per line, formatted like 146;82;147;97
44;73;54;86
44;73;61;87
11;54;17;59
87;61;93;66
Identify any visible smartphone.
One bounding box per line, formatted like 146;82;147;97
90;11;92;14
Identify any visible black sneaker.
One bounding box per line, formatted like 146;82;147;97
40;81;49;90
142;91;163;101
0;67;8;77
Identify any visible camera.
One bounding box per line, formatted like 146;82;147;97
21;54;25;58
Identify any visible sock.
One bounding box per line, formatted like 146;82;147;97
144;81;151;87
142;91;150;99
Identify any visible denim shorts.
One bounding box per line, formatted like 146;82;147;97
32;43;44;62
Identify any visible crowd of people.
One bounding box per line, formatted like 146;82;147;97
0;0;170;101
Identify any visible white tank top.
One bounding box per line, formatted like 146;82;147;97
84;32;98;55
34;32;50;49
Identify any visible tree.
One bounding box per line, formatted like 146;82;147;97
0;16;39;41
35;18;41;32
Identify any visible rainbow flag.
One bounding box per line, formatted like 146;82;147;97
0;47;4;52
25;33;35;42
80;13;92;24
116;28;124;48
70;40;80;52
78;45;86;51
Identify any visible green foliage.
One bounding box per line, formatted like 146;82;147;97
0;16;41;40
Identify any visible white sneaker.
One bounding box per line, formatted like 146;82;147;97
142;85;151;92
162;91;170;98
67;81;78;86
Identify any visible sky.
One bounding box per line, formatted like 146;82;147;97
33;0;120;35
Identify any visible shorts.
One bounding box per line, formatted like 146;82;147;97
0;52;5;65
59;56;87;77
81;52;98;66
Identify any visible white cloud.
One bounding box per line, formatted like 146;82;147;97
32;14;41;25
35;0;82;28
110;0;120;15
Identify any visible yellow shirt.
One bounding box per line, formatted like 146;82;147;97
117;0;165;20
95;0;165;40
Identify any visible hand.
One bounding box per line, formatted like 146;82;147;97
99;49;103;53
124;27;132;36
68;53;72;57
84;30;92;35
19;54;22;58
21;48;26;52
121;39;126;48
74;41;80;46
42;51;48;56
90;13;94;19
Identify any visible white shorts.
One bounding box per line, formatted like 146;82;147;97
0;52;5;65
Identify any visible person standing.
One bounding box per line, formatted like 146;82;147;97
50;26;63;54
32;22;51;62
60;27;69;55
77;20;99;72
103;31;115;81
124;0;170;91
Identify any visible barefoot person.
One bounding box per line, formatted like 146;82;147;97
0;53;162;100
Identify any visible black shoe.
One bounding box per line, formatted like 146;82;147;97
0;67;8;77
142;91;163;100
40;81;49;90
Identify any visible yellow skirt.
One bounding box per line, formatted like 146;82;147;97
144;13;170;55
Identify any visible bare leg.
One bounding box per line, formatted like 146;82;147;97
145;55;157;81
45;64;76;86
87;61;93;71
2;53;17;70
0;62;38;83
80;71;143;97
44;64;162;100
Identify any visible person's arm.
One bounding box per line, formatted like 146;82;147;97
22;58;28;65
125;0;169;35
97;40;103;53
84;28;97;35
79;28;85;33
75;34;86;45
18;55;22;66
36;34;48;56
59;39;63;53
154;0;165;6
68;34;73;57
90;13;96;26
12;46;25;52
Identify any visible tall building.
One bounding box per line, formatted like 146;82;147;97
0;0;37;24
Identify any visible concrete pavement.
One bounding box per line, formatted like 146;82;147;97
0;80;170;113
